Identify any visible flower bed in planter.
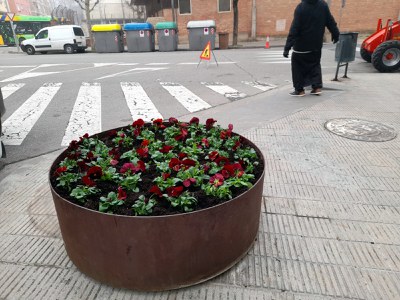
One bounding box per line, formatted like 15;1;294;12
49;117;265;291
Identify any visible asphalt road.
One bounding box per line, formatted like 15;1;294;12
0;44;375;165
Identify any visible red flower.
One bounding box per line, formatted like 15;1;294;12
54;166;67;177
174;128;188;141
160;145;173;153
189;117;199;125
222;163;243;177
68;140;79;150
149;185;163;197
169;158;181;171
162;173;170;180
182;159;196;167
77;160;88;171
233;140;241;151
166;186;184;197
206;118;217;129
178;152;187;160
108;130;118;137
210;173;224;187
209;151;219;161
136;147;148;158
183;178;196;187
201;138;209;147
132;119;145;127
120;161;146;174
117;187;127;200
110;159;119;166
215;156;229;166
153;118;164;126
87;166;102;179
82;175;95;186
79;133;89;142
169;117;178;124
133;128;141;137
141;139;150;147
119;132;125;138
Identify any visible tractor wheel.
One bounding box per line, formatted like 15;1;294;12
371;40;400;72
360;47;371;62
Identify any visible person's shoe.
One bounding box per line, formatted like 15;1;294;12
310;88;322;95
289;90;305;97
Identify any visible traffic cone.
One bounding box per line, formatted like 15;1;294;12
265;35;270;49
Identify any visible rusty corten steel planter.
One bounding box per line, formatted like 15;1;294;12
49;132;265;291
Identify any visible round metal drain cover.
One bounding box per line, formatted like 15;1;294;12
325;118;397;142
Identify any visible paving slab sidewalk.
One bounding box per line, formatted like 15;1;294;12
1;63;400;299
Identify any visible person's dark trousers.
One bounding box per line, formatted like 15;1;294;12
291;50;322;91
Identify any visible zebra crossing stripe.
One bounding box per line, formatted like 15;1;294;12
121;82;162;121
3;83;62;145
242;81;277;91
1;83;25;99
160;82;211;113
202;82;247;101
61;82;101;147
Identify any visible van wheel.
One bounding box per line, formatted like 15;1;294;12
26;45;35;55
40;51;48;54
64;44;74;54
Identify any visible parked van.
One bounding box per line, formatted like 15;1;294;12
20;25;87;55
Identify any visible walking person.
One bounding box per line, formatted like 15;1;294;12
283;0;340;96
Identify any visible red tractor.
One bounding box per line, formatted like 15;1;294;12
360;19;400;72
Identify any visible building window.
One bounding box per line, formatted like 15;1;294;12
179;0;191;14
218;0;231;12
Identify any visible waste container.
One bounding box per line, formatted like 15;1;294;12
91;24;124;53
155;22;178;52
218;32;229;49
124;23;155;52
187;20;216;51
335;32;358;62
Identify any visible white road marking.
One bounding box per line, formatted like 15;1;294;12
202;82;247;101
39;64;67;68
121;82;162;121
61;82;102;146
1;72;58;82
161;82;211;113
3;83;62;145
96;67;167;80
145;63;170;66
94;63;117;67
1;83;25;99
117;63;139;66
0;65;37;68
242;81;277;91
178;62;198;65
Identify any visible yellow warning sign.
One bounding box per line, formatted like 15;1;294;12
200;41;211;60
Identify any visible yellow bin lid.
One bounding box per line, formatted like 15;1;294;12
92;24;122;32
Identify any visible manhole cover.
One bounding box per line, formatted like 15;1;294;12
324;119;397;142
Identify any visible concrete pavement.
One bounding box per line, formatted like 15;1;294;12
1;38;400;299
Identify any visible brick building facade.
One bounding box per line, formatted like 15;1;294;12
148;0;400;42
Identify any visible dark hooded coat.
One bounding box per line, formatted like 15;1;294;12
284;0;340;52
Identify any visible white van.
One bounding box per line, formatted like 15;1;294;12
21;25;87;55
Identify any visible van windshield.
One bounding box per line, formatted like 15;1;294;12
73;27;84;36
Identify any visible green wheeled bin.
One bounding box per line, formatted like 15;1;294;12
187;20;216;51
155;22;178;52
124;23;155;52
91;24;124;53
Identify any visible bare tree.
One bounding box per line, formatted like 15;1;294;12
233;0;239;46
74;0;99;49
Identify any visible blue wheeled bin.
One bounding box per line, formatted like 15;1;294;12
124;22;155;52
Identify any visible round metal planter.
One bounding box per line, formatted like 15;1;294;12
49;133;264;291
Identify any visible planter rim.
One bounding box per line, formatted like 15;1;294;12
49;125;265;219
